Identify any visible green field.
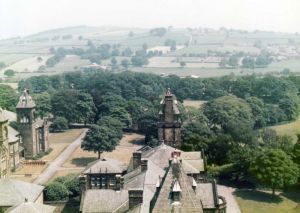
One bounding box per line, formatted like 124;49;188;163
271;116;300;143
235;189;300;213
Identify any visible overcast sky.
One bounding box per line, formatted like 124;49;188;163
0;0;299;39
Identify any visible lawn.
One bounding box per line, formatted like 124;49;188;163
10;129;85;183
234;189;300;213
271;116;300;143
63;133;144;168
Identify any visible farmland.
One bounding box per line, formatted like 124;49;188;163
1;26;300;81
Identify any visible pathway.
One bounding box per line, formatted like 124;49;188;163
218;185;241;213
33;129;88;185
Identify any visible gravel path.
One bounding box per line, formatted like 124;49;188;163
33;129;88;185
218;185;241;213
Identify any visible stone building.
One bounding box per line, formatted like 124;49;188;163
158;88;181;148
0;108;24;174
0;109;10;178
16;89;49;159
79;90;226;213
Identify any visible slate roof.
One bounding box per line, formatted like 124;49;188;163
0;179;44;207
83;158;127;174
8;126;20;143
16;89;36;109
81;189;128;213
196;182;217;209
0;108;8;123
2;110;17;122
6;202;56;213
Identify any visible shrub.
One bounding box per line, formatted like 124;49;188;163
54;174;80;197
51;116;68;132
45;182;69;201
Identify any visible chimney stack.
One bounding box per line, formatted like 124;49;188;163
141;159;148;172
132;151;142;169
128;189;143;209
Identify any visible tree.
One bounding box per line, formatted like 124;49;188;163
121;59;129;69
97;116;123;139
242;57;255;69
45;182;69;201
180;61;186;68
33;92;52;118
181;121;213;151
203;96;254;143
4;69;15;77
0;85;18;111
51;117;69;132
228;56;239;67
81;125;119;159
250;149;299;196
51;89;96;124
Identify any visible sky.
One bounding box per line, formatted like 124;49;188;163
0;0;299;39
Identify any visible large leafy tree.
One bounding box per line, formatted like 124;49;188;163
33;92;52;118
97;116;123;138
203;95;254;143
181;121;213;151
81;125;119;159
250;149;299;195
0;85;18;111
51;89;96;123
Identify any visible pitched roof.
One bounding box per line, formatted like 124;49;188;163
2;110;17;122
6;202;56;213
83;158;127;174
0;108;8;123
196;182;217;209
81;189;128;213
16;89;36;109
0;179;44;207
8;126;20;143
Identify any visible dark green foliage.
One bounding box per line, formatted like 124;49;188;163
45;182;69;201
51;89;96;123
81;125;120;159
33;92;52;118
51;117;69;132
97;116;123;138
54;174;80;197
250;149;299;195
203;96;254;144
181;121;213;151
0;85;18;111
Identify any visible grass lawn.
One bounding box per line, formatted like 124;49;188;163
63;133;144;168
10;129;85;183
271;116;300;143
234;189;300;213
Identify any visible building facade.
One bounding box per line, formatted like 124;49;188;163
0;109;10;178
158;88;181;148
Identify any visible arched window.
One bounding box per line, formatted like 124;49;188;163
20;115;29;123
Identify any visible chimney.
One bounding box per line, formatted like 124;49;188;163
79;175;87;191
115;174;122;191
132;151;142;169
128;189;143;209
141;159;148;172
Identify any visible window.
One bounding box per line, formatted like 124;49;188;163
20;115;29;123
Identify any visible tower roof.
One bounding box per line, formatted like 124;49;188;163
16;89;36;109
